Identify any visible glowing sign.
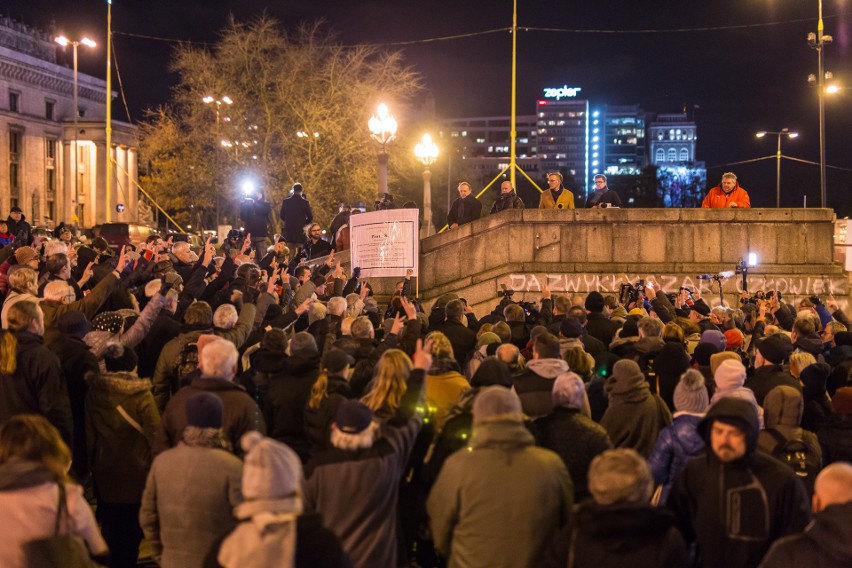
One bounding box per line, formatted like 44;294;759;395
543;85;582;100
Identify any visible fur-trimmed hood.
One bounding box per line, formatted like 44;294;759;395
86;370;152;395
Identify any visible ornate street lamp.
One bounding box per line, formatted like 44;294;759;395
414;133;439;238
368;103;397;196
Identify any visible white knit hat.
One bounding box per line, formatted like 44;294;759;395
234;431;304;519
714;359;746;391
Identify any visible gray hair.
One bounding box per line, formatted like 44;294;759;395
588;448;653;506
213;304;238;330
200;339;238;381
638;317;664;338
552;372;587;410
288;331;318;356
327;296;347;317
722;172;737;181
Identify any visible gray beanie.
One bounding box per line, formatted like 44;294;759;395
472;386;523;424
588;448;653;506
673;369;709;414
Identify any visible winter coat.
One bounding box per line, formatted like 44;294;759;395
609;335;639;359
47;334;99;478
303;369;426;568
701;184;751;208
0;330;73;447
799;362;833;432
425;368;470;429
586;312;620;347
541;503;689;568
651;342;691;411
304;238;332;260
83;293;165;364
432;319;477;369
744;364;800;406
218;512;351;568
534;407;612;502
152;302;257;412
239;197;272;238
668;398;812;568
647;413;705;505
538;187;575;209
427;419;573;568
601;368;672;458
0;460;107;568
759;502;852;568
584;188;623;208
5;213;32;243
512;358;570;418
140;439;243;568
1;290;39;329
490;191;524;213
279;194;313;245
86;370;159;503
135;311;182;379
153;376;266;457
39;272;118;346
447;194;483;226
757;385;822;469
558;337;586;360
303;376;353;455
265;352;320;460
817;414;852;465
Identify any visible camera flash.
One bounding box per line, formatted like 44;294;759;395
748;253;758;267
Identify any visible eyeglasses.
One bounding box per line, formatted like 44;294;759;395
594;180;606;185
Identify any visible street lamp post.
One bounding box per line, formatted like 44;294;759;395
368;103;397;196
414;133;439;239
808;0;832;208
756;129;798;208
55;35;96;226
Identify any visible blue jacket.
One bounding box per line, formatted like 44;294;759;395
647;413;704;505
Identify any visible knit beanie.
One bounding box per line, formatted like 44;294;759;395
700;330;727;352
799;362;830;400
692;342;720;366
472;386;523;423
335;401;373;434
235;431;304;519
56;311;91;338
673;369;709;413
832;387;852;415
470;359;513;388
14;247;37;265
619;318;639;339
710;351;741;377
185;392;223;429
714;359;747;391
627;307;646;317
92;311;126;334
724;329;744;349
585;292;605;313
559;318;584;339
757;333;793;364
102;343;139;372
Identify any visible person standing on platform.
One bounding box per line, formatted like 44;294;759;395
447;182;482;229
586;174;623;208
702;172;751;209
491;181;525;214
539;172;575;209
279;183;313;252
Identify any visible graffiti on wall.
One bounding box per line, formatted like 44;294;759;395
502;273;849;298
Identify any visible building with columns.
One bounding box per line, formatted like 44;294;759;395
0;17;139;229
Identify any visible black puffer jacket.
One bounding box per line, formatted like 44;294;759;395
265;352;321;461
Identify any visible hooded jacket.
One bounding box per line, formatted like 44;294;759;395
758;502;852;568
668;398;812;568
647;413;705;505
601;362;672;458
757;386;823;468
511;358;570;418
701;183;751;208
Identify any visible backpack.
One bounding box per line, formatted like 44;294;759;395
765;428;819;496
176;341;199;386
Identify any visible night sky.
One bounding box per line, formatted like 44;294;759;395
7;0;852;209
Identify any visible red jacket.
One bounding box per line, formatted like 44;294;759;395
702;184;751;208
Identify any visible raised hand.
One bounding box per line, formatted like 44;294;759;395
412;337;434;371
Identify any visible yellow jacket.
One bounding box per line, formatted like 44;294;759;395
538;188;575;209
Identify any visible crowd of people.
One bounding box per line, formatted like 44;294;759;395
0;197;851;568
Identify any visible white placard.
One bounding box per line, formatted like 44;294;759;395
349;209;419;277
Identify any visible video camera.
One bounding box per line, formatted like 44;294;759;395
619;279;646;307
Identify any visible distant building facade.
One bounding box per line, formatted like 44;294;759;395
0;17;139;228
649;113;706;208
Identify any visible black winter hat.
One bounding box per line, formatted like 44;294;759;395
585;292;606;313
322;348;355;374
560;317;584;339
185;393;223;429
335;401;373;434
471;359;513;388
756;333;793;365
692;342;720;366
57;311;91;338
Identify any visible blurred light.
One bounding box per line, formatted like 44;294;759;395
240;179;256;195
756;131;766;138
826;84;839;94
202;96;214;104
788;132;799;138
54;36;69;46
748;252;758;267
593;111;600;117
81;37;97;48
222;96;233;105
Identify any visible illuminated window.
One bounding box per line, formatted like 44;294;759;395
679;148;689;161
667;148;677;162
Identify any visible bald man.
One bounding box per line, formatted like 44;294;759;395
758;462;852;567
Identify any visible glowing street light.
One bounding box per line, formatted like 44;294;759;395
55;35;97;224
368;103;397;195
756;128;798;208
415;133;439;238
201;95;233;124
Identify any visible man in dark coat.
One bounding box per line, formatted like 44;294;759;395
490;181;524;214
279;183;313;251
668;398;811;568
238;189;273;252
303;223;333;260
6;206;32;244
744;333;799;405
431;299;477;369
758;462;852;568
447;182;482;229
584;291;620;347
327;203;350;249
585;174;623;208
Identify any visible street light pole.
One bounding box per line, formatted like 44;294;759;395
368;103;397;197
55;35;96;227
415;133;439;239
808;0;832;208
756;129;797;208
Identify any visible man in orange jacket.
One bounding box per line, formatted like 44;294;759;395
701;172;751;208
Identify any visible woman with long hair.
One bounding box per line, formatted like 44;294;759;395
0;415;108;567
362;349;412;419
